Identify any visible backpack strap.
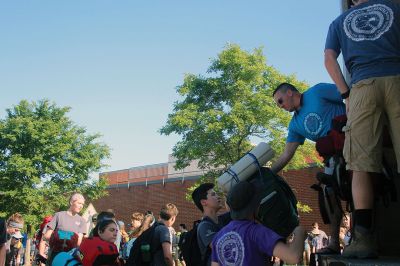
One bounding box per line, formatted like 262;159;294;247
149;222;163;256
197;218;216;263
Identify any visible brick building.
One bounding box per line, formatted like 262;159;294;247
93;154;331;233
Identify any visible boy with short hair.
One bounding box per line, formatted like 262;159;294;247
152;203;179;266
192;183;223;266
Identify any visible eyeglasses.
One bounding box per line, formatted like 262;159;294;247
208;191;218;197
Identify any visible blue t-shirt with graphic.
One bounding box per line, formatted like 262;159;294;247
211;220;283;266
287;83;345;144
325;0;400;85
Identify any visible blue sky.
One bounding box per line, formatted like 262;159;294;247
0;1;341;173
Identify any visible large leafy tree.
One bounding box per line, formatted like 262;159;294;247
160;44;320;182
0;99;110;226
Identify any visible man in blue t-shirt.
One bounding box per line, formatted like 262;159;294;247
211;180;306;266
271;82;345;173
325;0;400;259
271;82;345;254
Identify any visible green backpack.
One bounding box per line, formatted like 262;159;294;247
249;167;299;238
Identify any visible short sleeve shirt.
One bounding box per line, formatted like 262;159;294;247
325;0;400;85
151;223;172;266
287;83;345;144
47;211;87;235
197;216;222;266
308;230;328;251
211;220;283;266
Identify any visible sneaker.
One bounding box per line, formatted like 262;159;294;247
342;228;378;259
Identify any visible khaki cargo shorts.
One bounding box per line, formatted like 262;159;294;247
343;75;400;173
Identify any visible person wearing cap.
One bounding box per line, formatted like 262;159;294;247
211;181;306;266
0;213;24;266
5;232;23;266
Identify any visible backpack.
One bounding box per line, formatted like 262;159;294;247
249;167;299;238
79;237;119;266
125;222;162;266
52;248;82;266
49;229;79;253
121;237;136;260
314;115;397;222
35;216;53;249
180;220;209;266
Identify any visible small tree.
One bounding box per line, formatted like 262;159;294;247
160;44;320;182
0;99;110;226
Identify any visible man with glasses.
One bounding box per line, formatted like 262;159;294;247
271;82;345;254
192;183;224;266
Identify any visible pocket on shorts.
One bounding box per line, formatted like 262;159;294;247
352;78;375;90
342;125;351;167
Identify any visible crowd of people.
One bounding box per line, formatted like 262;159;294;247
0;186;352;266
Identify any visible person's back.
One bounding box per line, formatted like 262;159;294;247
150;223;173;266
326;0;400;85
211;181;306;266
127;203;177;266
212;220;283;265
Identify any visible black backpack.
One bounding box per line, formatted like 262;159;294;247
126;222;161;266
180;220;208;266
250;167;299;238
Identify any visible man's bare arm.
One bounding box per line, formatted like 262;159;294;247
324;49;350;94
271;142;300;174
162;242;175;266
0;244;6;266
324;49;350;113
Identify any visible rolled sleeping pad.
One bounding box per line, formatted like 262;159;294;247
217;142;275;194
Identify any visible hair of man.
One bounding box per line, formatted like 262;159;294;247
69;192;85;205
272;82;299;97
159;203;179;221
7;213;24;227
191;183;215;212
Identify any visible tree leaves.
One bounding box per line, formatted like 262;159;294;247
0;99;110;226
160;44;321;182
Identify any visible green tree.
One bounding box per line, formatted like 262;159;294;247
0;99;110;226
160;44;320;182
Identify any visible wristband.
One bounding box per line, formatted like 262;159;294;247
341;90;350;99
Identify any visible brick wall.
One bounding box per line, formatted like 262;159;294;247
92;166;331;234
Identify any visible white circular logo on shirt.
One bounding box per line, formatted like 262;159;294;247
343;4;393;41
216;232;244;266
304;113;322;136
